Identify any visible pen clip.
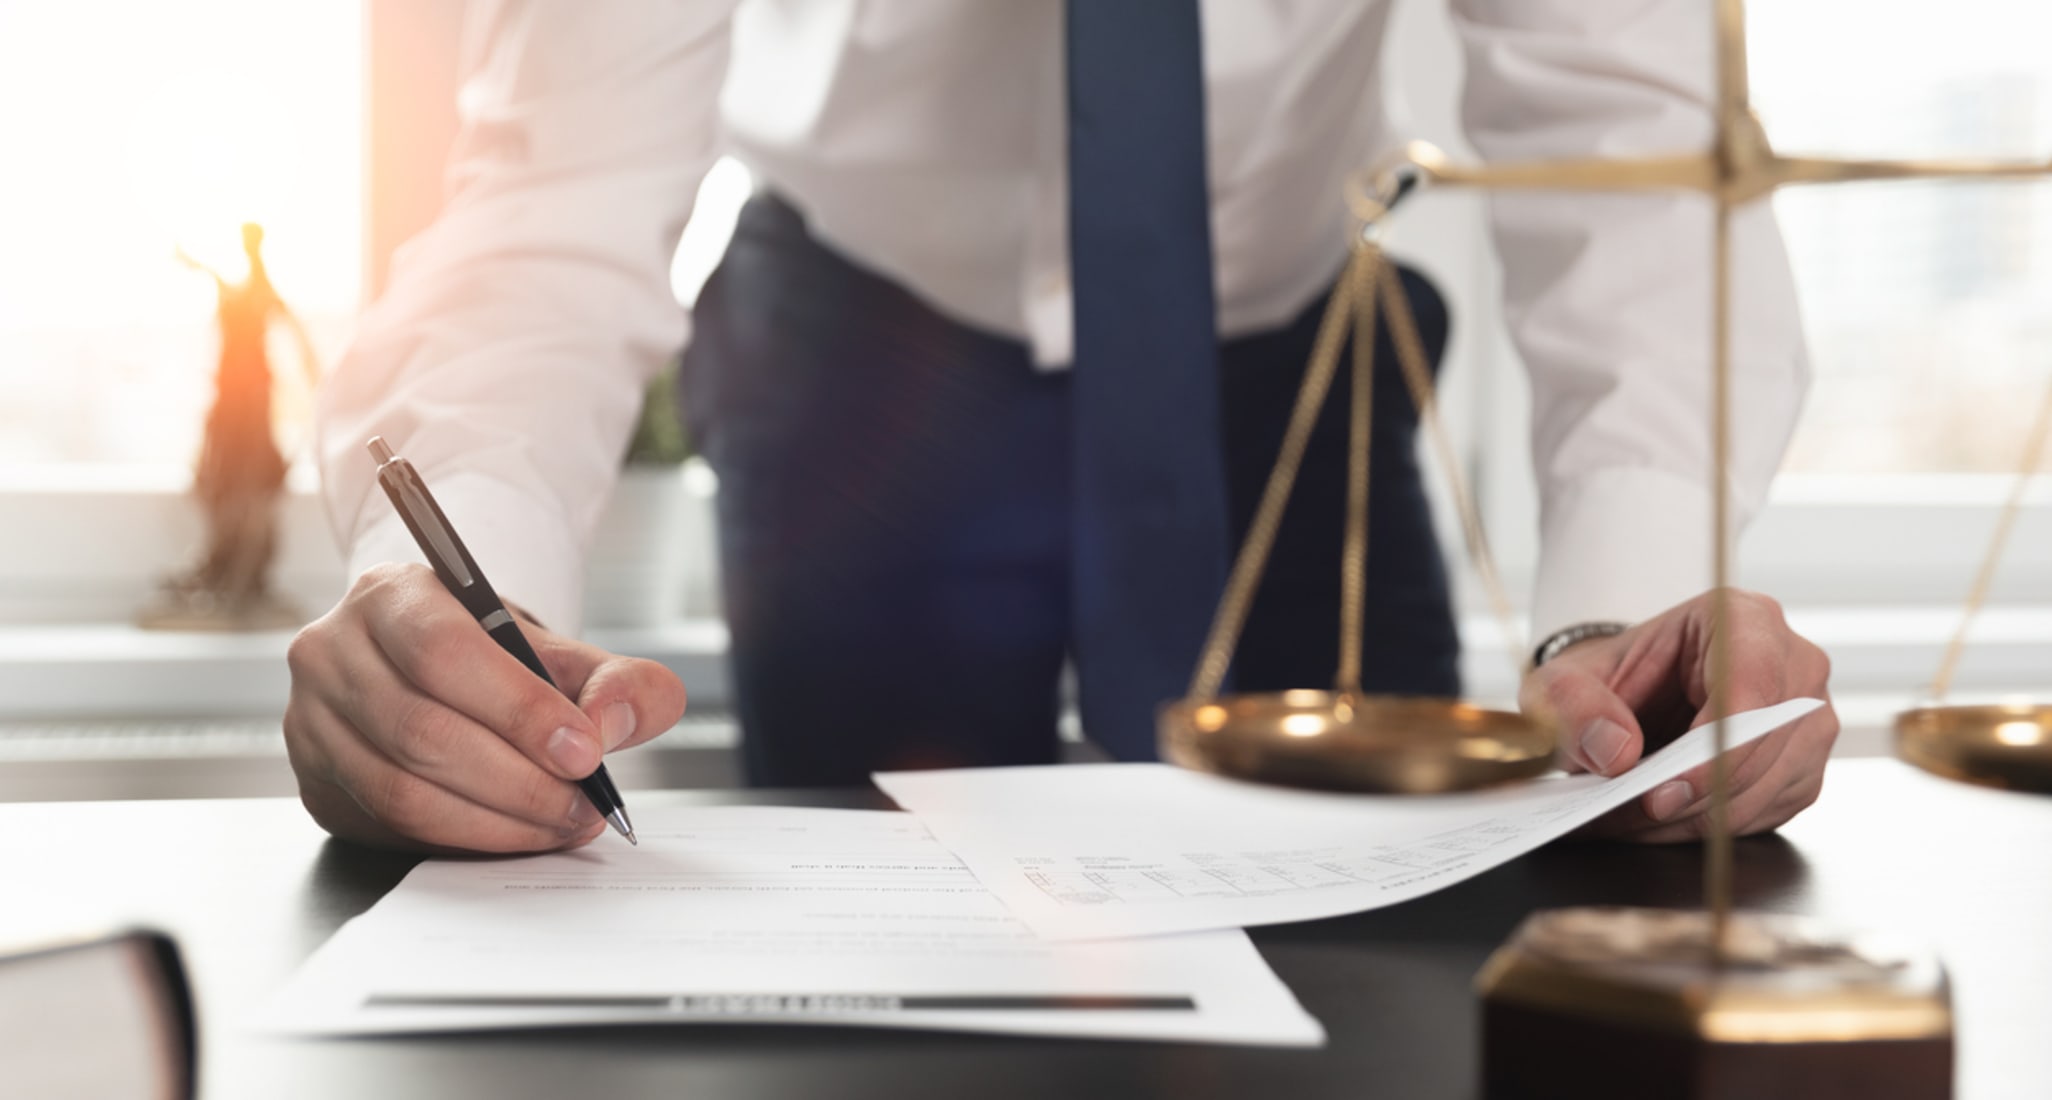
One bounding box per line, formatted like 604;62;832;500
400;477;475;589
385;469;475;590
370;437;476;589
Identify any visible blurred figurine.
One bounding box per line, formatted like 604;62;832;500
141;223;318;631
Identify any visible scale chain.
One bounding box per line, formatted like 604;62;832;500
1188;248;1375;700
1336;247;1379;696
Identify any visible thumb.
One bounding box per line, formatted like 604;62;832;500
1522;663;1644;777
573;654;688;754
521;626;689;754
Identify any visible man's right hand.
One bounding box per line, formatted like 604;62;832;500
284;563;688;854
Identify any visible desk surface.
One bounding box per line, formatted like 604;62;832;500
1;760;2046;1100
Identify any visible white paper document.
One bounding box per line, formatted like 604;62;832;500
877;699;1823;941
260;806;1323;1047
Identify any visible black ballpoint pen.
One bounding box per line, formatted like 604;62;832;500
367;436;637;845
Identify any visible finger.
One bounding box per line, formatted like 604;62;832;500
1583;755;1788;844
1582;730;1789;839
1717;705;1836;835
301;771;609;856
322;633;594;831
1717;767;1827;841
1609;781;1802;845
1648;698;1838;827
1594;706;1837;843
508;619;687;754
303;695;603;854
1523;663;1645;777
1640;718;1798;827
359;566;603;781
572;655;689;753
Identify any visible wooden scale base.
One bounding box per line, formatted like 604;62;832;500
1478;908;1954;1100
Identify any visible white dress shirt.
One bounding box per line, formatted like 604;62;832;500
319;0;1809;642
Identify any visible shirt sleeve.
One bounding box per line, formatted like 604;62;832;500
317;0;737;635
1448;1;1811;639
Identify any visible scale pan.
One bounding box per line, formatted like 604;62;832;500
1158;690;1555;794
1895;703;2052;794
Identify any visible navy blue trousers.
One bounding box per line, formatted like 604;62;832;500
680;195;1459;786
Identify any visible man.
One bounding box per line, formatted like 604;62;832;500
287;1;1836;854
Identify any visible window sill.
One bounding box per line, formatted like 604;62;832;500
7;603;2044;768
0;619;734;722
0;459;722;627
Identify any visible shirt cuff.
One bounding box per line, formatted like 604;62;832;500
345;471;586;637
1530;466;1718;642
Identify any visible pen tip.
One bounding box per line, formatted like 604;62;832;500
606;807;637;846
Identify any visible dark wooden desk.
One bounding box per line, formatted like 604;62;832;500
1;760;2044;1099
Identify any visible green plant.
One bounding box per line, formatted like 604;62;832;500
624;356;691;465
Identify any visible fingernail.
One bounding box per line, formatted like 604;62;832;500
600;702;637;751
1647;779;1694;821
547;726;599;777
568;796;600;827
1579;718;1631;774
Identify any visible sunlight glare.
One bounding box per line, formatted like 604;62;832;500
0;1;362;332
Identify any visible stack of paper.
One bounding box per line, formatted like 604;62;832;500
264;699;1819;1048
262;807;1324;1047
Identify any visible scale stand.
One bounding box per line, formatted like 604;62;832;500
1157;2;2052;1094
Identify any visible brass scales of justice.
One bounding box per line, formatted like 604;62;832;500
1154;2;2052;1096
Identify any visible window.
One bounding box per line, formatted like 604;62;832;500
1753;0;2052;475
1732;0;2052;638
0;1;741;634
1741;1;2052;716
0;0;364;472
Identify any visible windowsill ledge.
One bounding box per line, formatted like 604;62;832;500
0;619;734;722
6;604;2048;766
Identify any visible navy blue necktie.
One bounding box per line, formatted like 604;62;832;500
1066;1;1229;760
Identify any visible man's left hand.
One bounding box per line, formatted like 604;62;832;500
1519;589;1838;843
